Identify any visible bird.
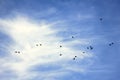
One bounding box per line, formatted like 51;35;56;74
83;52;85;53
109;44;112;46
60;45;62;48
111;42;114;45
87;47;89;49
36;44;38;46
60;54;62;56
40;44;42;46
75;56;77;57
100;18;103;21
72;36;74;38
18;51;20;54
73;57;76;60
90;46;93;50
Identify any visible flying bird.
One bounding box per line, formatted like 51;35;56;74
87;47;89;49
60;54;62;56
111;42;114;44
90;46;93;50
60;45;62;48
100;18;103;21
36;44;38;46
109;44;112;46
40;44;42;46
72;36;74;38
18;51;20;54
15;51;17;53
73;57;76;60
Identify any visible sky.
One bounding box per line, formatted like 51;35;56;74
0;0;120;80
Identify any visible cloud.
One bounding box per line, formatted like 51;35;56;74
0;14;93;80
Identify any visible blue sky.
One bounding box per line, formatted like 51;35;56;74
0;0;120;80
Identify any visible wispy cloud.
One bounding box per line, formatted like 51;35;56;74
0;14;93;80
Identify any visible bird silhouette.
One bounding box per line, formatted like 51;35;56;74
73;57;76;60
100;18;103;21
83;52;85;53
87;47;89;49
90;46;93;50
111;42;114;44
60;45;62;48
75;56;77;57
40;44;42;46
18;51;20;54
36;44;38;46
72;36;74;38
60;54;62;56
109;44;112;46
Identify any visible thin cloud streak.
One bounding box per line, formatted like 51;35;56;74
0;14;94;80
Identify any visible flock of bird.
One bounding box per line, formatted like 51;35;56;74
14;18;115;60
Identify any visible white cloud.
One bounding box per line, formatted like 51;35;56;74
0;14;93;80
